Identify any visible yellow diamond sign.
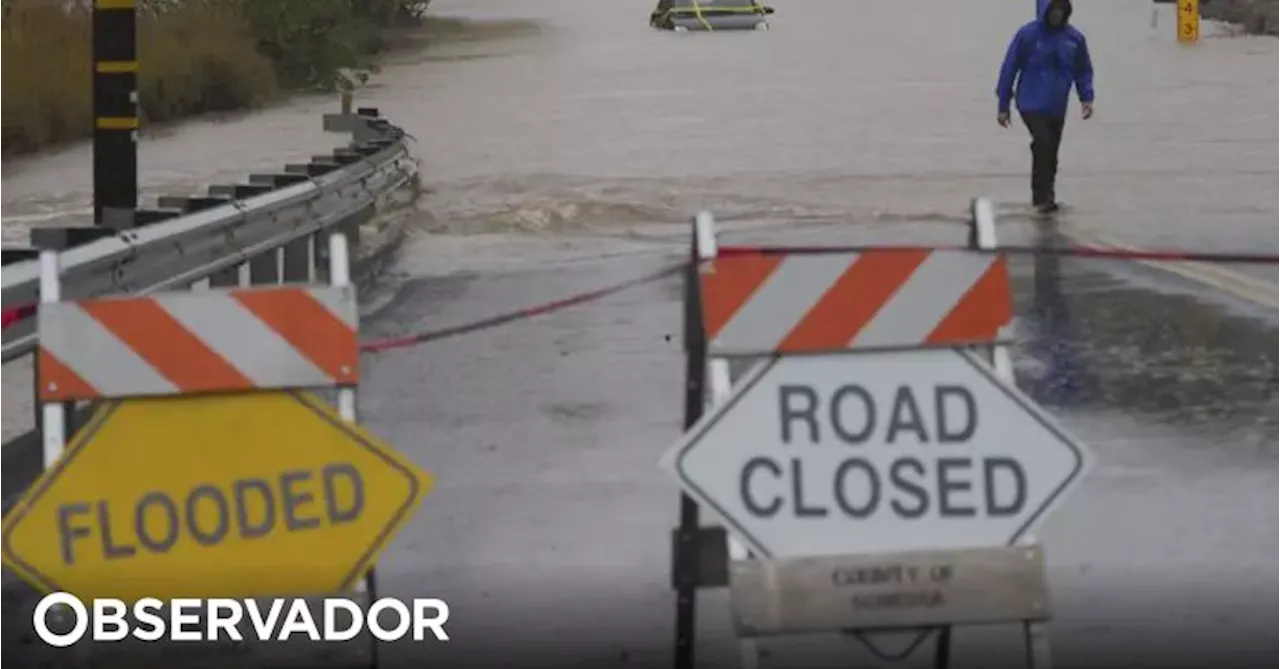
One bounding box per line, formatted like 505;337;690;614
1;391;432;602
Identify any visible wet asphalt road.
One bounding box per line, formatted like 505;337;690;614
2;0;1277;666
350;214;1276;669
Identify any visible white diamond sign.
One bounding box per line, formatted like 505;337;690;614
659;348;1093;560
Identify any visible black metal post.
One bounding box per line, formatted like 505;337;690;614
933;626;953;669
92;0;139;229
366;569;381;669
673;224;707;669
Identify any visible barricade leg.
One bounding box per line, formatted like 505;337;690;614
695;213;762;669
37;251;66;470
971;196;1055;669
328;231;377;669
38;249;94;669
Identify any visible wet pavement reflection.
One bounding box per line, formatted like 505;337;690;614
1011;217;1277;444
1019;219;1103;409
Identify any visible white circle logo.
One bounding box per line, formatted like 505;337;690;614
33;592;89;648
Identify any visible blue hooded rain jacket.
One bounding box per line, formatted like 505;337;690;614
996;0;1095;117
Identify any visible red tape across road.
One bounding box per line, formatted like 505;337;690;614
717;244;1280;264
3;244;1275;354
358;262;688;353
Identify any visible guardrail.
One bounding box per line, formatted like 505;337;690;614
1;104;420;513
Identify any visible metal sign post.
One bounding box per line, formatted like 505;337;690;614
673;217;709;669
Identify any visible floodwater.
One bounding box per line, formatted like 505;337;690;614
2;0;1277;667
4;0;1277;253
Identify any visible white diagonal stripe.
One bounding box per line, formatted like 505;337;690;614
38;303;178;396
307;285;359;329
710;253;857;355
156;293;335;389
851;251;997;347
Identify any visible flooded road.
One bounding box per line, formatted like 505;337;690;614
2;0;1277;666
4;0;1277;256
359;216;1276;669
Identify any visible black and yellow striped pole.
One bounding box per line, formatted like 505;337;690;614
92;0;138;229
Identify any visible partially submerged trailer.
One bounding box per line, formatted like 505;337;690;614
650;0;774;31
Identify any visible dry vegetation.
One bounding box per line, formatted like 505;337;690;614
2;0;430;155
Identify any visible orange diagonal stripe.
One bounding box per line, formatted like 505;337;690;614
925;257;1013;344
699;254;784;338
231;289;358;383
37;348;99;401
778;250;931;352
79;297;252;392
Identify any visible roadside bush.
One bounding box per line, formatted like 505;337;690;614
1;0;430;155
2;0;93;153
137;1;278;124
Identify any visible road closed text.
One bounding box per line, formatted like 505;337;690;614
53;463;365;565
737;384;1027;519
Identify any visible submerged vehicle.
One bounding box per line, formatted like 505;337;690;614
650;0;774;31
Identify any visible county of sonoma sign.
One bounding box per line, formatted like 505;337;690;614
660;348;1091;559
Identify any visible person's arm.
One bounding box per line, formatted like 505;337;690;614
996;29;1026;115
1074;33;1095;104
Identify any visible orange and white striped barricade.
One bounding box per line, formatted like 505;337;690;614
3;232;433;668
663;203;1092;669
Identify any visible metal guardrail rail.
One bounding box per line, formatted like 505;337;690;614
1;105;420;510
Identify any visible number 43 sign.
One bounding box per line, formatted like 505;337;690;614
1177;0;1200;43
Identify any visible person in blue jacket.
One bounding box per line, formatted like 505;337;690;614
996;0;1095;213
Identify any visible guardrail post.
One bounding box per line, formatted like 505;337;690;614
209;264;242;288
312;232;332;283
282;238;311;283
341;219;361;262
29;227;115;252
249;249;280;285
343;204;373;265
92;0;138;229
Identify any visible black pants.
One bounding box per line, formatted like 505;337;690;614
1020;111;1066;206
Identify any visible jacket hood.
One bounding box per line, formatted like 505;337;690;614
1038;0;1073;26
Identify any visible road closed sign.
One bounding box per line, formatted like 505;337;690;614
660;348;1091;559
1;391;433;602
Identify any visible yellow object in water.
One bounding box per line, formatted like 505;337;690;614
1176;0;1199;43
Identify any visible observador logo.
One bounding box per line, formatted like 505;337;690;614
33;592;452;647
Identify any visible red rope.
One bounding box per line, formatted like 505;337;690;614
5;241;1270;350
717;243;1279;264
1;305;36;330
358;262;687;353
